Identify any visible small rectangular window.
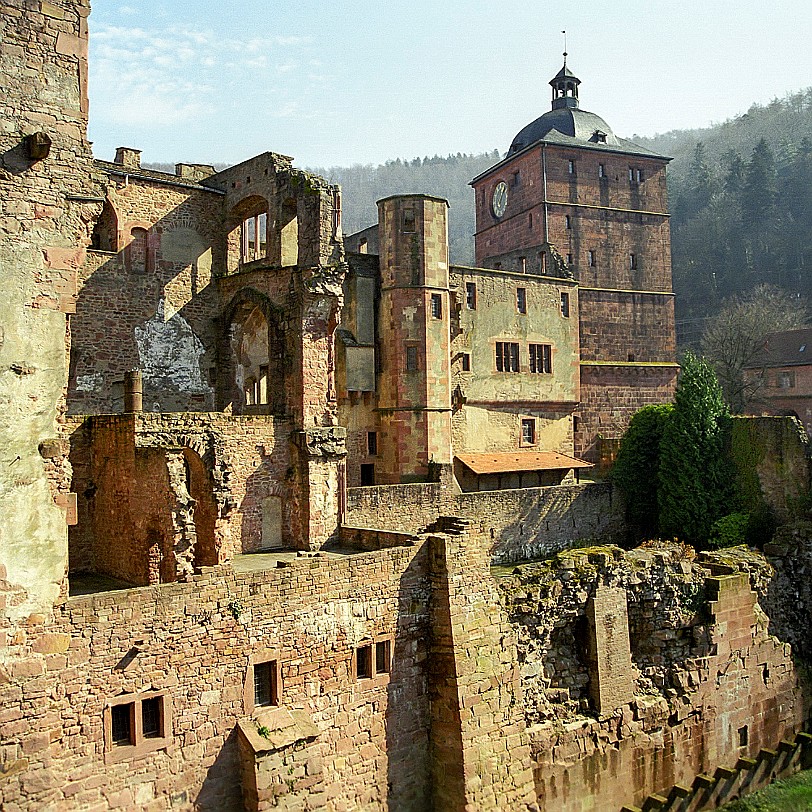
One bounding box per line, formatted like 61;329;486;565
573;415;580;432
568;159;576;175
636;168;643;183
367;431;377;456
629;168;634;182
111;703;134;746
403;209;416;233
496;342;520;373
560;291;570;318
521;418;536;445
530;344;552;374
406;346;418;371
520;256;527;274
375;640;391;674
565;215;572;229
566;253;572;265
516;287;527;314
254;661;279;708
630;253;637;270
360;463;375;486
430;293;442;319
141;697;163;739
461;353;471;372
528;212;533;229
356;644;373;679
512;170;520;187
598;163;605;178
465;282;477;310
588;250;596;267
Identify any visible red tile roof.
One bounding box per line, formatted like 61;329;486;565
455;451;593;475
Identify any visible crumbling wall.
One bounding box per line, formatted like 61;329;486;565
496;542;810;811
0;0;103;642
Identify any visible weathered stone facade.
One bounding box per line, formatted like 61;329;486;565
2;3;812;811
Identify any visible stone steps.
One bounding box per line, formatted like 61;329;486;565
620;730;812;811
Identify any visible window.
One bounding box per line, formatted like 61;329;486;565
529;344;552;374
105;692;171;763
738;726;749;747
521;418;536;445
493;262;502;270
111;703;134;746
254;661;279;708
588;250;596;267
496;342;519;372
332;189;342;236
406;346;418;371
127;228;149;274
461;353;471;372
465;282;477;310
430;293;442;319
402;209;416;233
565;215;572;230
360;464;375;486
779;371;795;389
516;287;527;314
540;251;547;274
566;253;573;266
573;415;580;432
598;163;605;178
628;168;634;182
355;637;393;681
358;237;368;254
636;168;643;183
241;212;267;263
512;170;521;187
141;697;163;738
367;431;377;456
528;212;533;229
560;291;570;318
519;256;527;274
376;640;391;674
630;253;637;270
568;159;576;175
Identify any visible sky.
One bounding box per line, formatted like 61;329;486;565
87;1;812;170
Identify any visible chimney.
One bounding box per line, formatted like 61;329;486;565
123;369;143;413
114;147;141;169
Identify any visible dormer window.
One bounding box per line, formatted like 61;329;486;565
593;130;608;143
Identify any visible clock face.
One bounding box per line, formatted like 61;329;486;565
492;181;508;218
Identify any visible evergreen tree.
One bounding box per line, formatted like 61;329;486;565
658;352;734;545
611;404;673;538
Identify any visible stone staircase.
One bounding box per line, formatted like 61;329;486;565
622;731;812;811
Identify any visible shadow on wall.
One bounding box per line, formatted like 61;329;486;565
194;728;243;811
457;482;624;565
72;190;222;415
385;545;435;810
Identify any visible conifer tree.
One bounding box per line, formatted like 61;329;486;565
658;352;734;545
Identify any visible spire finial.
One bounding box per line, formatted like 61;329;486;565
562;30;567;65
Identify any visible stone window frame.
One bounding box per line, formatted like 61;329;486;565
588;250;596;267
495;341;520;373
240;211;268;264
460;352;471;373
465;281;477;310
560;291;570;318
516;287;527;314
244;650;283;715
430;293;443;319
405;344;419;372
529;343;552;375
520;416;537;447
367;431;378;456
352;634;393;688
103;690;172;765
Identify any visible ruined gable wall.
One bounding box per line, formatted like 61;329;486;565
0;0;102;641
70;176;222;414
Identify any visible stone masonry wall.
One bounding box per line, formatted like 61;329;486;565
0;0;103;644
345;481;624;562
496;542;810;811
0;544;433;811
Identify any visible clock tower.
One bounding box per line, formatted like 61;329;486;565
471;59;678;462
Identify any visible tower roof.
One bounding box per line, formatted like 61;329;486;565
504;60;670;160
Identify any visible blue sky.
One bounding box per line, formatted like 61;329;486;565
87;1;812;169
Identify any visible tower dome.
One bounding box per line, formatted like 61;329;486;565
507;60;622;156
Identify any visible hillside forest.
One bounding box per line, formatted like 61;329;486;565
309;87;812;342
